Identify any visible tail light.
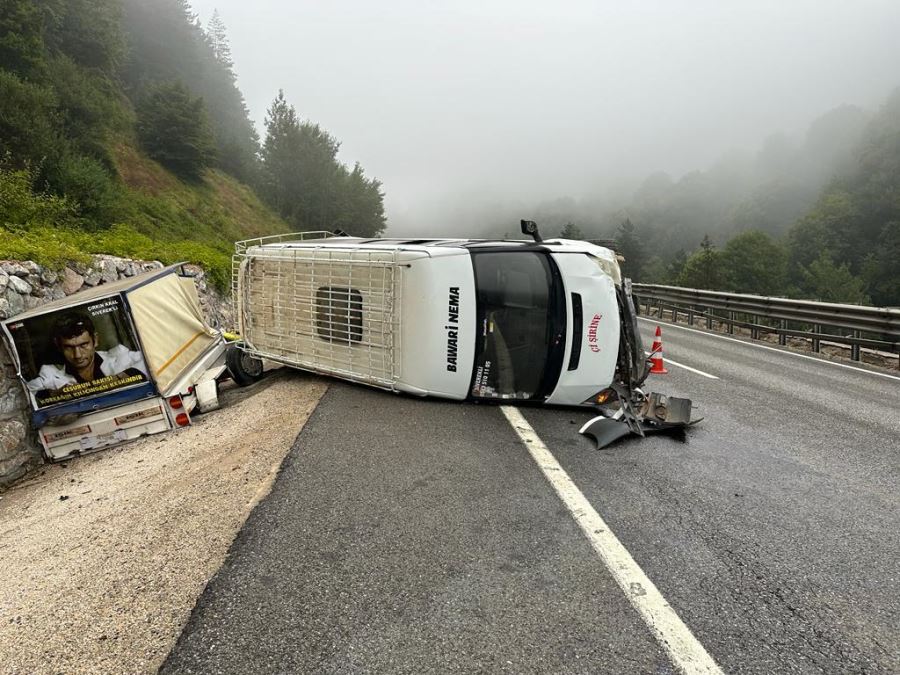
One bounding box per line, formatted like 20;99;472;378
169;396;183;409
175;412;190;427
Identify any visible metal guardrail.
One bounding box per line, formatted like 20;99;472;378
632;284;900;366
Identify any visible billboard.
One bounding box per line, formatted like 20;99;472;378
4;295;150;409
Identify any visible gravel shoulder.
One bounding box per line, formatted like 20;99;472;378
0;370;327;675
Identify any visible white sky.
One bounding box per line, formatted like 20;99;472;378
188;0;900;234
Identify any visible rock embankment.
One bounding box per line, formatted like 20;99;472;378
0;257;229;488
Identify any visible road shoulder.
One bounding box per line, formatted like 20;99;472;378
0;371;327;675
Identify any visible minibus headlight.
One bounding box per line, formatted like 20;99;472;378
583;388;615;405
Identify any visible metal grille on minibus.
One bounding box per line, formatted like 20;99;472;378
232;245;402;389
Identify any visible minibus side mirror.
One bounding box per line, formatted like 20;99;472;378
520;219;543;243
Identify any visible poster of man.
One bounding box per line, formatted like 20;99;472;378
5;296;149;409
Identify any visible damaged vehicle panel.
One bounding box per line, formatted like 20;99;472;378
232;222;698;447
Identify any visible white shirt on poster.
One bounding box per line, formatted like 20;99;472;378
26;345;148;392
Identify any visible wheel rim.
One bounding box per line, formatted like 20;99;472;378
241;353;263;377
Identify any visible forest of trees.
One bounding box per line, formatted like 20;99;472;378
545;92;899;307
0;0;386;272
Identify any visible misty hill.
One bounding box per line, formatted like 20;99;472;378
464;92;897;306
606;103;869;250
0;0;386;286
626;91;899;306
786;89;900;306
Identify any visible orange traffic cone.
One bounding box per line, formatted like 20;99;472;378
649;325;668;374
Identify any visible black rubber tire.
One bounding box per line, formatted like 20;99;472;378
225;346;264;387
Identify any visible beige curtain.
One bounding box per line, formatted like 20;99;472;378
127;274;217;394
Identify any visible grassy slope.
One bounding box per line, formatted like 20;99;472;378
1;142;290;289
111;142;288;245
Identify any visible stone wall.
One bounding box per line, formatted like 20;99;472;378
0;256;230;488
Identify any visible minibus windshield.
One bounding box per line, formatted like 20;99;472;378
469;251;566;400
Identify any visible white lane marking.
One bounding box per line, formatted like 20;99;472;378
501;406;723;675
639;317;900;383
644;351;719;379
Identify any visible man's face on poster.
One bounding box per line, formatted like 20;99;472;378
58;330;99;372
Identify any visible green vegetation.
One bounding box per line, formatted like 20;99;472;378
0;165;232;287
614;219;645;281
0;0;386;291
544;92;899;306
136;82;214;180
558;222;584;239
261;91;386;235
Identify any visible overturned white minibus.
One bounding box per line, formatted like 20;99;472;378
231;222;697;446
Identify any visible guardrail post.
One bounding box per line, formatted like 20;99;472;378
812;324;821;353
688;308;694;326
851;330;861;361
728;311;735;335
779;319;787;346
706;308;712;329
672;306;678;323
751;315;759;340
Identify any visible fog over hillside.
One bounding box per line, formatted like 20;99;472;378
189;0;900;237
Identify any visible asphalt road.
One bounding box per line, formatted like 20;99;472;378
161;322;900;674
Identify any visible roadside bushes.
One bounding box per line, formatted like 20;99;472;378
0;166;230;288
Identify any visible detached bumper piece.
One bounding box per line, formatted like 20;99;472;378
579;390;701;449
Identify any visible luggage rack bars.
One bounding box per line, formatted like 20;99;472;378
233;230;338;255
233;243;403;390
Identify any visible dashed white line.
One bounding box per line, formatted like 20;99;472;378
644;352;719;379
501;406;723;675
638;317;900;383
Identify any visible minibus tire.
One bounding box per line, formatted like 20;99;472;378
226;346;264;387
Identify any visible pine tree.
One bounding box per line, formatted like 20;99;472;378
337;163;386;237
559;222;585;239
615;218;645;280
261;90;305;222
137;81;214;179
121;0;259;182
260;90;386;235
206;10;233;71
676;234;727;289
722;230;787;295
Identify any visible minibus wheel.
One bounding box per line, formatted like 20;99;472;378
226;346;264;387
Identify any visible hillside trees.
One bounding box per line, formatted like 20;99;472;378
41;0;124;74
614;218;645;280
261;91;385;236
721;230;787;295
603;91;897;305
559;222;585;239
121;0;259;183
676;235;727;290
206;10;232;68
336;163;387;235
0;71;59;165
800;253;870;304
0;0;126;225
782;88;900;305
0;0;45;79
136;81;214;180
861;221;900;305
